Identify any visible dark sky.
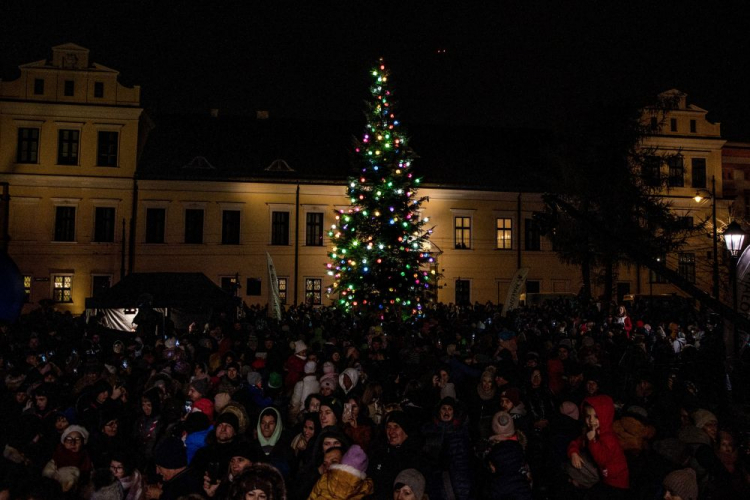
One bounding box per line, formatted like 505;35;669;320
3;1;750;138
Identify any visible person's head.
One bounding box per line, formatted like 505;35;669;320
227;364;239;380
385;411;411;447
393;469;426;500
228;464;286;500
347;396;365;420
215;413;239;443
692;409;718;441
438;397;457;422
305;394;322;413
480;371;494;393
500;388;520;412
102;417;119;437
322;436;342;453
662;468;698;500
718;430;735;454
188;379;209;402
228;442;256;477
92;380;111;404
439;368;450;384
341;373;353;390
322;446;343;472
259;412;277;440
61;425;88;454
154;437;188;480
301;415;320;443
55;413;70;432
583;404;599;431
141;387;161;417
109;451;136;480
529;368;543;388
319;379;336;397
586;379;599;396
319;397;342;428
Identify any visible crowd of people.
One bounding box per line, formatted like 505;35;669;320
1;297;749;500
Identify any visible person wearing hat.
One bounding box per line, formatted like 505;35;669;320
368;410;425;500
484;411;533;499
191;412;242;480
283;339;309;394
500;386;531;435
148;436;202;500
318;396;344;429
421;397;472;500
662;468;698;500
42;425;93;494
309;444;374;500
393;468;427;500
202;440;258;499
248;407;294;479
227;463;287;500
188;377;215;423
289;360;320;425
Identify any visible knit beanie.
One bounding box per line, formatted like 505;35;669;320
268;372;283;389
320;378;337;392
501;387;521;407
247;371;262;387
62;425;90;445
154;437;187;469
663;468;698;500
491;411;515;438
386;410;416;438
691;409;717;430
192;398;215;422
341;444;368;472
560;401;580;421
216;411;239;432
394;469;425;500
304;361;317;374
184;411;210;434
228;440;258;462
190;378;210;397
294;340;308;354
320;396;344;422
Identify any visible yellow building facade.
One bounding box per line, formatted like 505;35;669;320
0;47;732;314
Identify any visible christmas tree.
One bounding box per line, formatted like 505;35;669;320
327;58;434;315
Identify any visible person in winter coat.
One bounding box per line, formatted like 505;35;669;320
109;450;146;500
249;406;293;480
342;395;373;453
568;395;629;495
42;425;93;494
288;360;319;425
468;368;500;440
284;340;308;393
308;444;374;500
367;410;426;500
500;387;531;435
483;411;532;500
421;397;472;500
339;367;361;397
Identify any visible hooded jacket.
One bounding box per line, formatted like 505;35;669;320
339;368;360;396
308;463;374;500
568;395;629;490
250;407;293;479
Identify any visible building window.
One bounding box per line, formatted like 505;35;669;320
278;277;288;305
677;216;694;230
97;131;118;167
23;275;32;302
678;253;696;283
17;128;39;163
145;208;166;243
650;117;658;131
222;210;241;245
306;212;324;246
53;275;73;303
642;156;661;187
454;216;471;249
455;279;470;305
525;218;541;251
496;218;512;249
57;129;80;165
64;80;74;96
34;78;44;95
220;276;239;295
93;207;116;242
305;278;322;305
650;254;668;284
691;158;707;188
91;275;111;297
246;278;262;296
670;118;677;132
690;119;697;133
667;156;684;187
184;209;204;244
526;280;540;294
271;211;290;245
54;206;76;242
94;82;104;98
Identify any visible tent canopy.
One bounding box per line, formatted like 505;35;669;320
85;272;235;310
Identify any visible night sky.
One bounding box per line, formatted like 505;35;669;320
3;1;750;139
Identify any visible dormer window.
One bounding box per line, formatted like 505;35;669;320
34;78;44;95
94;82;104;98
64;80;74;96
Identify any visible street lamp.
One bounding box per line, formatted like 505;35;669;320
693;175;719;299
722;220;746;358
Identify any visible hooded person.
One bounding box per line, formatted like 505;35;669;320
338;367;360;397
468;367;501;441
367;411;425;500
249;406;293;479
482;411;532;500
283;340;309;393
289;360;320;424
421;396;472;500
308;444;374;500
188;378;215;423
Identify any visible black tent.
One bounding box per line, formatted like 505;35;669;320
85;272;236;332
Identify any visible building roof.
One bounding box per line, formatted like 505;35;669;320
137;114;551;192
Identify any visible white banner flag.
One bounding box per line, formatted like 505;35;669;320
266;252;282;321
501;267;529;317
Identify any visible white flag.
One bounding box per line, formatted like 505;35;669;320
266;252;282;320
501;268;529;317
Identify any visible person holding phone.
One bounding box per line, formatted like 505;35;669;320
343;396;373;453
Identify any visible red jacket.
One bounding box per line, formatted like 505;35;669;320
567;395;629;490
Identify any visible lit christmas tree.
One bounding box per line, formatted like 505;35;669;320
327;58;434;316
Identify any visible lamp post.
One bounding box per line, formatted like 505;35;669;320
722;220;746;358
694;175;719;300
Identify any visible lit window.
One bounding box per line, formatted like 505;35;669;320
278;277;288;305
454;217;471;249
23;275;32;302
305;278;322;305
53;275;73;303
496;218;512;249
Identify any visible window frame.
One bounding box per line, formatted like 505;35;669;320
271;210;290;246
93;206;116;243
94;81;104;98
305;278;322;306
221;209;241;245
57;128;80;165
91;274;112;298
496;217;513;250
184;208;205;244
52;274;73;303
667;155;684;188
691;158;707;189
524;218;541;251
278;277;288;305
23;275;32;302
16;127;40;164
305;212;324;246
455;278;471;306
34;78;44;95
96;131;119;167
678;252;696;284
54;205;77;242
454;216;472;249
63;80;75;96
145;207;167;244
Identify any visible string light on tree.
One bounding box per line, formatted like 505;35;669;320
327;58;433;316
